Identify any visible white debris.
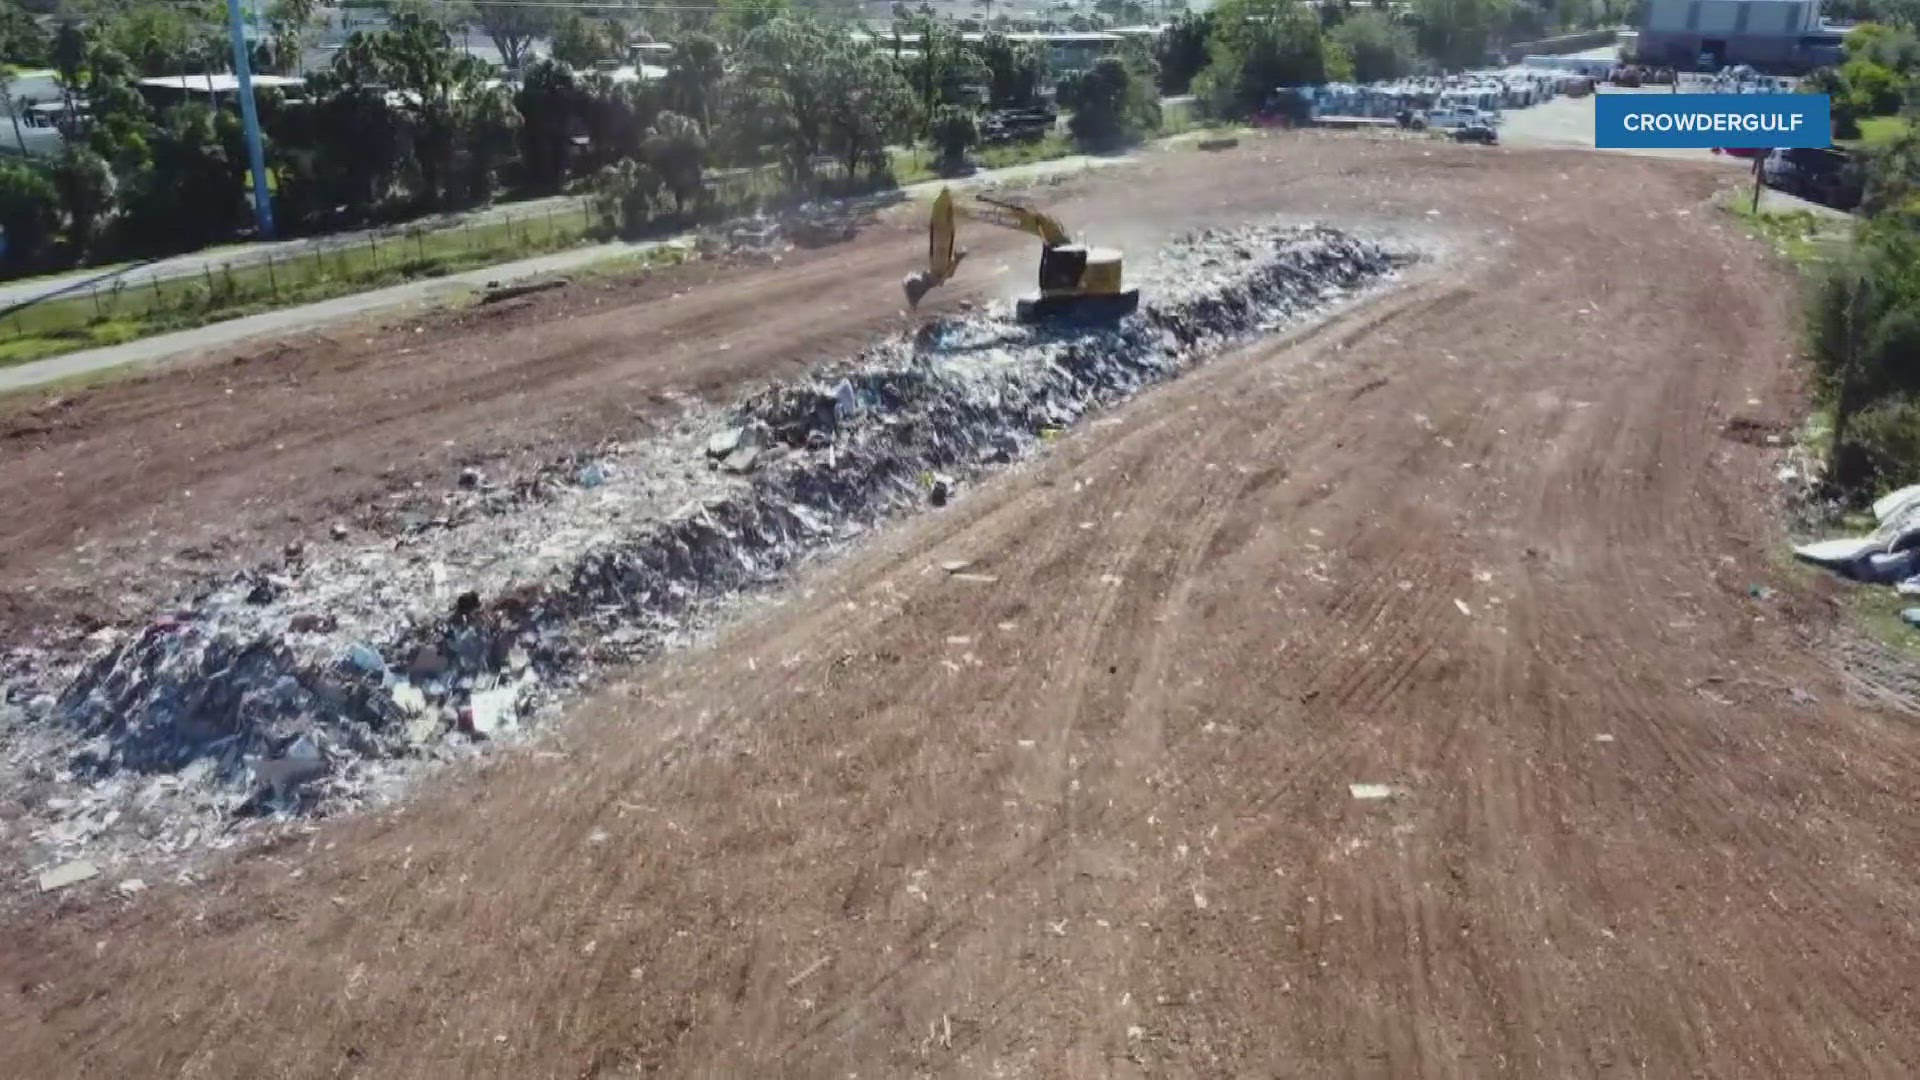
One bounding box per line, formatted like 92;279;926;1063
38;860;100;892
1453;598;1473;617
390;683;427;715
467;686;519;736
1348;783;1396;800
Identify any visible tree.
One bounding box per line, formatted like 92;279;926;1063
1199;0;1340;118
0;4;48;67
49;146;112;250
722;0;792;39
644;110;706;211
552;12;616;69
929;103;978;167
472;2;552;72
460;84;521;203
738;18;835;178
265;0;320;75
370;13;490;207
1154;11;1213;94
1412;0;1509;70
120;103;246;248
1809;224;1920;485
515;58;580;190
578;72;659;170
975;31;1042;108
1329;11;1416;82
51;19;85;125
821;43;913;180
1058;54;1157;149
0;159;58;268
895;17;987;135
591;157;662;235
665;32;725;129
82;44;153;179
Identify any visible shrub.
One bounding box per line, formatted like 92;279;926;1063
1058;56;1158;150
930;105;979;167
591;158;663;237
0;160;59;270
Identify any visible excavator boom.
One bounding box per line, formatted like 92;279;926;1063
902;185;1137;323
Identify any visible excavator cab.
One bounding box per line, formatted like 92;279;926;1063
903;187;1139;324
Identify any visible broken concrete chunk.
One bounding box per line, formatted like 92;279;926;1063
329;522;350;540
115;878;147;897
1901;608;1920;629
707;427;749;459
721;444;760;474
391;682;427;715
38;860;100;892
467;686;519;736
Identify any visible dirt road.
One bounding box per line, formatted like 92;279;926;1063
5;133;1918;1076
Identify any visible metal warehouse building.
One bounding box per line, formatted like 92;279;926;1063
1635;0;1846;71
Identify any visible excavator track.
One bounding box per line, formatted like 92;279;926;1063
1016;289;1141;324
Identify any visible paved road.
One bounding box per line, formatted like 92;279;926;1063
0;153;1130;396
0;193;591;313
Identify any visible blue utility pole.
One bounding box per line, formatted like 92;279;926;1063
226;0;275;239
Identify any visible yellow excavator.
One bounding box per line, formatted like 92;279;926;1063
902;187;1139;324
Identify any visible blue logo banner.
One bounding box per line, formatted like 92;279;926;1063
1594;94;1830;149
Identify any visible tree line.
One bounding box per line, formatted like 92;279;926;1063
0;0;1628;275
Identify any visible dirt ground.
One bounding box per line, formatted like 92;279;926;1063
6;132;1920;1077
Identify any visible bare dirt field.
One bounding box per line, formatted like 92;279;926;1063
5;131;1919;1077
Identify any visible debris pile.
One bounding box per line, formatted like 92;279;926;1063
0;221;1398;878
1795;483;1920;590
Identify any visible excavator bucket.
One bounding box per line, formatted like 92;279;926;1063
903;189;962;309
903;272;936;309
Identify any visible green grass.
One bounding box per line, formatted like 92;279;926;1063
1723;194;1851;269
0;207;603;369
1854;114;1909;147
974;131;1076;170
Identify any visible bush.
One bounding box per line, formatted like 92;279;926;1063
1809;226;1920;487
644;111;707;213
1058;55;1159;151
1835;395;1920;488
0;160;59;270
930;105;979;167
591;158;663;237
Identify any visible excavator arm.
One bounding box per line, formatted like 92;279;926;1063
904;187;1073;308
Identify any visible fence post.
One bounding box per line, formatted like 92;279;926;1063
266;252;277;297
416;229;425;262
224;262;235;302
